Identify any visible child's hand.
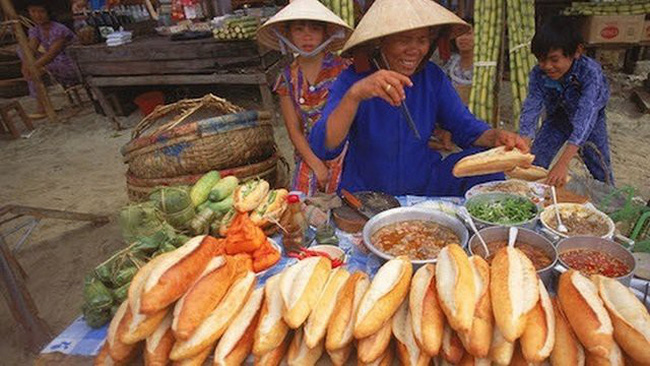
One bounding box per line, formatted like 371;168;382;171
546;162;569;187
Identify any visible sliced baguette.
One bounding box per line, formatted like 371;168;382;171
436;244;476;334
460;256;492;358
172;256;235;340
141;235;220;314
358;344;393;366
354;255;412;339
213;287;264;366
392;299;431;366
287;327;323;366
327;342;353;366
490;247;539;342
506;165;548;181
520;278;555;362
169;271;256;360
410;264;445;356
304;267;350;348
441;323;465;364
280;257;332;329
254;332;291;366
326;272;370;351
558;270;614;358
585;342;625;366
107;301;139;362
172;344;212;366
458;354;493;366
488;326;514;366
145;312;174;366
356;318;392;364
453;146;534;177
550;297;586;366
594;275;650;364
253;273;290;356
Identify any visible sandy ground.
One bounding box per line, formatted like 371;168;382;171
0;64;648;365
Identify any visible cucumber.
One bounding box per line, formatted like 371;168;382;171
208;176;239;202
190;171;221;207
207;194;234;215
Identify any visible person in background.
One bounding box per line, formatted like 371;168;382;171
443;17;474;105
519;16;613;187
19;0;81;119
257;0;352;196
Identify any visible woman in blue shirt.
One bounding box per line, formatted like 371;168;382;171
309;0;527;197
519;16;613;187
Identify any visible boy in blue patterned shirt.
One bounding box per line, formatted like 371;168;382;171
519;16;613;186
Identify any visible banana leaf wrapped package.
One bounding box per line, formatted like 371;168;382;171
150;186;195;230
82;303;112;328
118;202;170;243
83;275;113;310
112;282;129;303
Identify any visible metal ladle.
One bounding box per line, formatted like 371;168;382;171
508;226;519;248
551;186;569;234
459;207;489;257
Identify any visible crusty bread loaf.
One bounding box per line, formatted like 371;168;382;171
520;279;555;362
550;297;585;366
490;247;539;343
392;299;431;366
441;324;465;364
280;256;332;329
358;344;393;366
356;318;392;363
233;179;270;212
107;301;139;363
458;354;492;366
326;272;369;351
354;256;412;339
460;256;492;358
304;267;350;348
558;270;614;358
488;326;514;366
593;275;650;364
327;342;353;366
140;235;220;314
409;264;445;356
171;345;212;366
585;342;624;366
453;146;534;177
169;271;256;360
436;244;476;334
172;256;235;340
253;331;290;366
213;287;264;366
287;327;324;366
144;312;175;366
253;273;290;356
505;166;548;181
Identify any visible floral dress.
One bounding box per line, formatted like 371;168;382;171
274;52;349;196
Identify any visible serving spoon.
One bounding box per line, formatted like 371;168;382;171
459;207;489;257
508;226;518;248
551;186;568;234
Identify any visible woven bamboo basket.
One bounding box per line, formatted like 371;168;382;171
122;94;276;179
126;154;281;201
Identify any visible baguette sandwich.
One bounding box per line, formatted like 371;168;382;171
354;255;412;339
593;275;650;364
506;165;548;181
558;270;614;358
213;287;264;366
460;256;493;358
233;179;270;213
304;267;350;348
250;189;289;227
172;256;235;340
287;328;324;366
453;146;534;177
327;342;353;366
441;324;465;364
520;279;556;362
254;332;291;366
253;273;290;356
585;342;624;366
106;301;140;363
170;271;256;360
140;235;221;314
358;344;393;366
550;297;585;366
436;244;476;334
490;247;539;342
144;312;175;366
458;354;492;366
356;318;392;363
280;256;332;329
487;325;514;365
393;299;431;366
409;264;445;356
326;272;370;352
172;345;213;366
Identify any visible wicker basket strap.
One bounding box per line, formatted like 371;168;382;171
121;110;272;158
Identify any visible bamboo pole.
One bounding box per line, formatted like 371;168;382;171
0;0;57;123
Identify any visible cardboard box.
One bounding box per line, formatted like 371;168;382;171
643;20;650;43
582;15;645;44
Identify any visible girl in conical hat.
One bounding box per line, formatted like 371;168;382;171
257;0;352;196
308;0;529;197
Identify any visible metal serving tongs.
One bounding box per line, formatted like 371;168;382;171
371;51;421;140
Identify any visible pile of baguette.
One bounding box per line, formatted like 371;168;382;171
95;236;650;366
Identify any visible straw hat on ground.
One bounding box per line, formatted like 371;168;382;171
341;0;470;56
257;0;353;52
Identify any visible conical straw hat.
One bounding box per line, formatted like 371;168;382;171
257;0;353;52
341;0;469;56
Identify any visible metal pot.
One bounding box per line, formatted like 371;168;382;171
468;227;557;288
463;193;540;230
556;236;636;286
540;203;615;239
362;207;469;266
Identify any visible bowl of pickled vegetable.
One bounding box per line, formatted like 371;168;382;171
464;192;539;229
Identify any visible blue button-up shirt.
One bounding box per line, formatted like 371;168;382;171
309;62;490;196
519;56;610;147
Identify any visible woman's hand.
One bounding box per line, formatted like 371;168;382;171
546;161;569;187
312;160;330;190
494;129;530;153
429;128;453;151
348;70;413;107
